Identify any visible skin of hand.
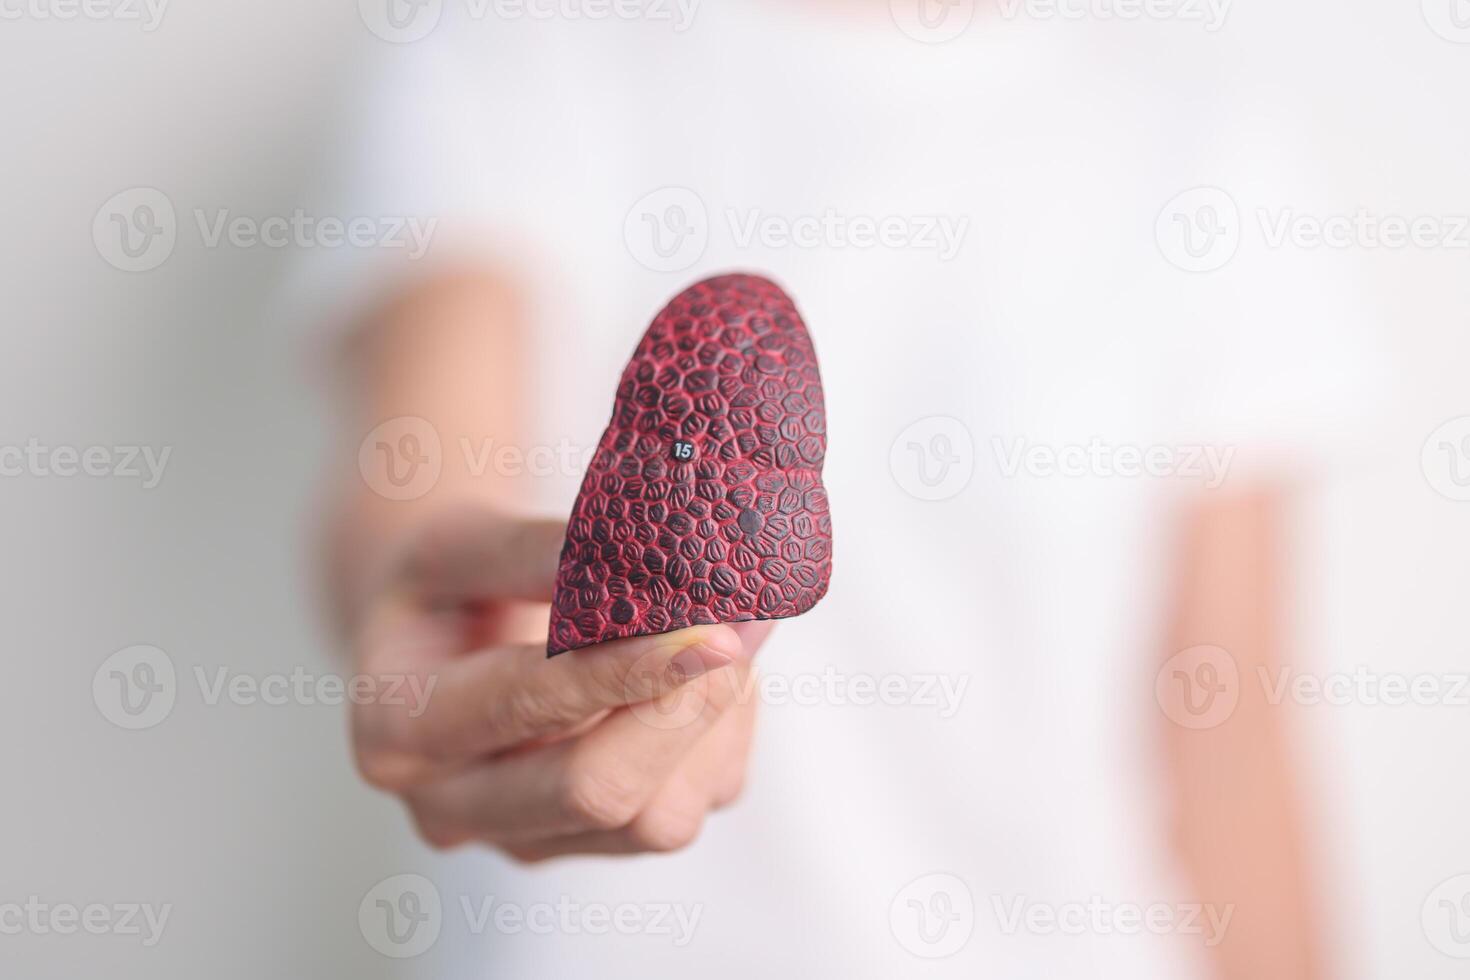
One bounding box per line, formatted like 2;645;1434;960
350;504;772;860
325;269;770;860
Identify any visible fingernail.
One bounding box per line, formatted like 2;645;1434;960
668;642;734;682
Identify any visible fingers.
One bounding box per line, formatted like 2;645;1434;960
497;695;759;861
350;501;776;857
690;684;758;809
354;625;743;784
402;663;751;844
500;770;712;860
398;504;566;604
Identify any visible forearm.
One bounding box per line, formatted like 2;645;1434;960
323;267;531;625
1163;488;1329;980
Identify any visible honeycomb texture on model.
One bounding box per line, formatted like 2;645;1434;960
547;273;832;655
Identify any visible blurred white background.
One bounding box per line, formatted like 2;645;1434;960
4;1;1470;977
1;5;403;977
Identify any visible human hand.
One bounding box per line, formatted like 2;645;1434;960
347;503;768;860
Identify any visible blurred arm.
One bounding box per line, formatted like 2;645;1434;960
1162;487;1329;980
321;268;531;627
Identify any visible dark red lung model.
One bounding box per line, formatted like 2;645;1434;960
548;273;832;655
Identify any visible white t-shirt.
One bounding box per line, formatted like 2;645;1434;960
303;4;1383;976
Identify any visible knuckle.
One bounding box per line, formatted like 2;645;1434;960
586;652;643;706
357;697;427;761
627;804;705;853
399;714;453;765
404;799;462;851
353;746;419;793
494;684;565;741
697;667;742;714
418;825;462;851
710;772;747;810
351;699;393;750
558;763;642;831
